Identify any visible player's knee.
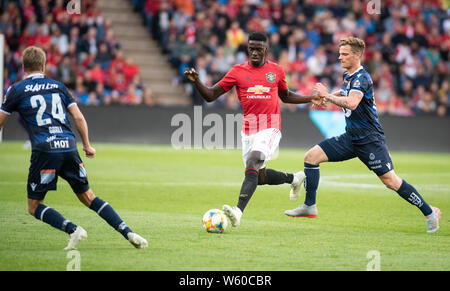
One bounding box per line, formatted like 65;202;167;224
383;180;396;190
246;152;264;169
304;147;323;165
381;176;401;191
380;171;402;191
77;189;96;207
27;203;39;216
28;206;35;216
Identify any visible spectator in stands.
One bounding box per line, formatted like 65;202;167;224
3;0;450;113
56;55;76;89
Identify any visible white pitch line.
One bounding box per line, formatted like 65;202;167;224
1;180;449;192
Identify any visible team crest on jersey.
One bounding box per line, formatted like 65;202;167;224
353;80;361;88
266;72;276;83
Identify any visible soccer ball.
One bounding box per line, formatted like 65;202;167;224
202;209;228;233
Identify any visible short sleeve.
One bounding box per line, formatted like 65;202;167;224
278;67;288;91
60;85;77;108
350;74;370;96
218;66;238;92
1;86;19;115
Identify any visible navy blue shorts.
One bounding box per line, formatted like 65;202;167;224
27;150;90;200
318;133;394;176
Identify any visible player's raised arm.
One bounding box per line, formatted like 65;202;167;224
278;89;324;106
67;104;96;158
184;68;225;102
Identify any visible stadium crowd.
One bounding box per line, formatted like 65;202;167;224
1;0;157;106
1;0;449;117
136;0;449;116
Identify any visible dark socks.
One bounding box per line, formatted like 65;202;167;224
237;168;259;212
396;180;432;216
34;204;77;234
89;197;133;239
304;162;320;206
262;169;293;185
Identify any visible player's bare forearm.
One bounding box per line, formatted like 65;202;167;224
325;94;351;108
279;90;321;105
74;115;90;147
324;91;362;110
193;80;224;103
68;105;90;147
73;116;96;158
315;83;361;110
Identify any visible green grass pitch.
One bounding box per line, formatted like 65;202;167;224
0;141;449;271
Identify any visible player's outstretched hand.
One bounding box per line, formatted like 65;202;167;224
311;91;326;107
314;83;329;97
83;145;96;158
184;68;199;83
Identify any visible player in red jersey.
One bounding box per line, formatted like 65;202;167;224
184;32;323;228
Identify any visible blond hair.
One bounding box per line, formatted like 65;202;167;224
22;46;46;73
339;37;365;57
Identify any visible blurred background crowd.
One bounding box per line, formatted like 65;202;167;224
1;0;449;116
2;0;156;106
137;0;450;116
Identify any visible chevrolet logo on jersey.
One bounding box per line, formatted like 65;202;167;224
247;85;271;94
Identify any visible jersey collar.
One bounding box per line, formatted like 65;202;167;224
346;66;364;77
25;73;45;79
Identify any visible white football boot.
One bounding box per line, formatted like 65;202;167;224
127;232;149;248
222;204;242;228
64;226;87;250
426;207;441;233
284;204;318;218
290;171;306;201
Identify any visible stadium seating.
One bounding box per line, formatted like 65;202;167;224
2;0;159;106
134;0;449;117
2;0;449;116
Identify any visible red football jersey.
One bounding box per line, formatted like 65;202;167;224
218;61;288;134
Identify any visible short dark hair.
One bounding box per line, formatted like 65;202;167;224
248;31;268;43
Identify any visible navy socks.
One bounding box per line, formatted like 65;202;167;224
304;162;320;206
33;197;133;239
89;197;133;239
396;180;432;216
34;204;77;234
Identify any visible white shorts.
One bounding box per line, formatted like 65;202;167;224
241;128;282;169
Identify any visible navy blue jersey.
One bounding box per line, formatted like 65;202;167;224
1;73;77;153
340;66;384;144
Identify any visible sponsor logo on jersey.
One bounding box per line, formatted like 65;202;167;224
49;138;70;149
49;126;63;134
247;85;271;94
24;83;59;92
